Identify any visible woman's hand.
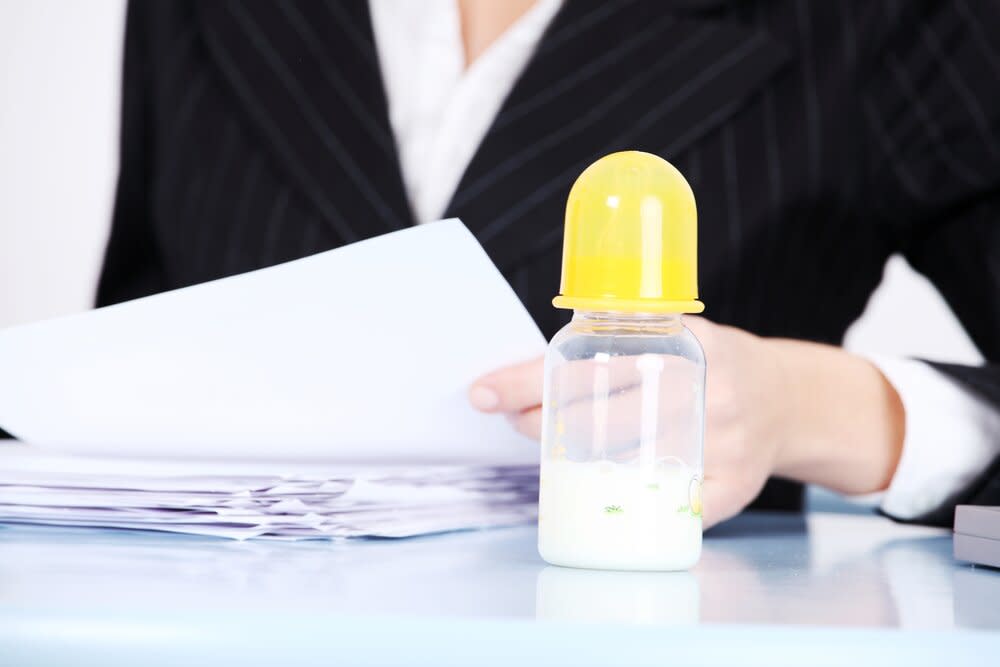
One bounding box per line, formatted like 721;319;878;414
468;316;905;528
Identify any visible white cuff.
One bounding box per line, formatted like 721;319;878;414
865;356;1000;520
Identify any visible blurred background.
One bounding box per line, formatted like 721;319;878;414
0;0;983;368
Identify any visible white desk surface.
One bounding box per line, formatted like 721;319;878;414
1;511;998;665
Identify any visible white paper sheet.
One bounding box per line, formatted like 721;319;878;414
0;220;546;464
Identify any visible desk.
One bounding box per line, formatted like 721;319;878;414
1;511;998;665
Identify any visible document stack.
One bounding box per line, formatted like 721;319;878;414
0;221;547;541
0;450;539;540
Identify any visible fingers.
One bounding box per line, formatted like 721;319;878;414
469;351;653;416
700;477;744;529
508;407;542;440
469;356;545;414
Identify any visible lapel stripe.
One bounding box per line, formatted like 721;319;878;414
533;0;635;55
175;167;211;267
159;24;199;98
721;123;742;279
610;32;770;146
165;71;209;158
753;0;782;313
470;28;786;248
918;23;996;159
516;94;740;256
480;152;590;245
862;99;924;202
194;119;241;274
300;213;322;255
276;2;396;156
197;1;415;242
658;98;742;161
837;0;857;70
794;0;823;195
685;145;702;184
201;15;360;242
225;3;404;230
225;154;265;270
761;90;783;206
887;54;983;188
484;96;744;250
493;13;679;132
322;0;379;65
451;22;721;210
262;186;292;266
157;70;210;224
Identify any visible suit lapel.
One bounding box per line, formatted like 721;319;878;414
446;0;790;269
195;0;788;267
196;0;413;244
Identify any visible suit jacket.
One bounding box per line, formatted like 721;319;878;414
97;0;1000;525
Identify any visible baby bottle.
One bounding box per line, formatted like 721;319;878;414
537;151;705;571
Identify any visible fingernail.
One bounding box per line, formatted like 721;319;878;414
469;385;500;412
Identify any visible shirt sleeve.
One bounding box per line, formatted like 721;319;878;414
865;355;1000;520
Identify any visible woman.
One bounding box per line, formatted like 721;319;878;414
99;0;1000;527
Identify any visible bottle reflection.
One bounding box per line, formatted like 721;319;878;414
535;565;699;625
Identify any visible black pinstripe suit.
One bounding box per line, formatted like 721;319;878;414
97;0;1000;525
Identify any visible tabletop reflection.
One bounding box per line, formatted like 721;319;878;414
1;511;996;630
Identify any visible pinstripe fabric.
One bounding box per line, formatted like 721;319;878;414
96;0;1000;523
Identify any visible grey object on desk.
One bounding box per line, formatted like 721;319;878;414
954;505;1000;568
955;505;1000;540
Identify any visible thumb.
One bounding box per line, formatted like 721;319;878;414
700;476;744;530
681;314;715;342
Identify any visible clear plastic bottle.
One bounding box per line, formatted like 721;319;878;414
538;311;704;570
537;151;706;571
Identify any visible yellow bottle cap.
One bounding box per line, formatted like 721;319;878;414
553;151;704;314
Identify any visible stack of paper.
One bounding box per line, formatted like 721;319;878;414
0;220;547;540
0;449;538;540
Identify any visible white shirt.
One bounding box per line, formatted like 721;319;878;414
368;0;1000;520
369;0;563;225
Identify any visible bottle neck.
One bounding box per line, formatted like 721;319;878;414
571;310;684;334
573;310;683;325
